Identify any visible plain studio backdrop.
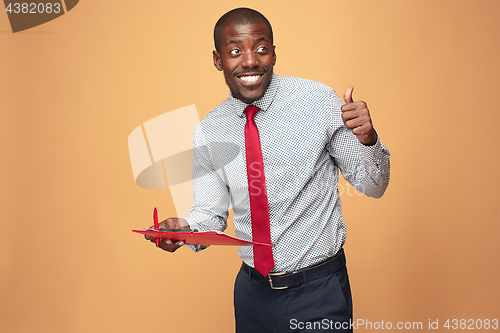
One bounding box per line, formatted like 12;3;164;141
1;1;499;332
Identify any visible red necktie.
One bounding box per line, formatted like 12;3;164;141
244;105;275;277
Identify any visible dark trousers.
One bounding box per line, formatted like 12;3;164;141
234;262;353;333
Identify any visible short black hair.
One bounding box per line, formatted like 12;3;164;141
214;8;273;53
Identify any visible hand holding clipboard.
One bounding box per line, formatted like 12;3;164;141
136;208;271;252
142;212;191;252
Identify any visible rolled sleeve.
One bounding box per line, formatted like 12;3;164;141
358;133;391;198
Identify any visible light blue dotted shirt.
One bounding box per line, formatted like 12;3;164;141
185;73;390;272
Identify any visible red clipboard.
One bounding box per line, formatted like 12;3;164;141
132;229;271;246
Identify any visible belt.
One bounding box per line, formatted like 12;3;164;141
241;248;346;290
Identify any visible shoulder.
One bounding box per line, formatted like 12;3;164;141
204;98;233;120
273;75;339;108
193;97;235;139
197;98;233;128
278;76;334;94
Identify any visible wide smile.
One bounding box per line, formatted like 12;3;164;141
236;73;264;86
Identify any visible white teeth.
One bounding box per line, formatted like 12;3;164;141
239;75;261;83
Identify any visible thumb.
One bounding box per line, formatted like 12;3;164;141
343;85;354;104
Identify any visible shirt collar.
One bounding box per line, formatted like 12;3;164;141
230;73;280;118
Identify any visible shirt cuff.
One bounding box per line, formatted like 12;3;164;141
183;216;197;231
182;216;209;253
359;133;390;168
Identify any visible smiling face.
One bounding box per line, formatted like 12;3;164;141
213;21;276;104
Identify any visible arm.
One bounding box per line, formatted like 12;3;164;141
329;86;390;198
184;124;231;234
143;123;231;253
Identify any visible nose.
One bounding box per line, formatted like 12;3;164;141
241;51;258;68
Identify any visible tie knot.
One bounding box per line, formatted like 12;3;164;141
244;105;260;122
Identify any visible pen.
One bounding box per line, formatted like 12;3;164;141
154;207;159;247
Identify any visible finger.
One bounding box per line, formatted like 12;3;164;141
159;243;178;252
341;110;357;122
343;85;354;104
158;240;183;252
345;114;374;134
162;239;185;246
351;122;373;136
341;109;364;125
343;111;371;126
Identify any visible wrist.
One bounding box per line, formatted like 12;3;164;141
358;130;378;146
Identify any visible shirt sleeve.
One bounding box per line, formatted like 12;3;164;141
327;90;391;198
184;123;230;251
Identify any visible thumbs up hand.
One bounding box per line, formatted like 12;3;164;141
341;86;378;146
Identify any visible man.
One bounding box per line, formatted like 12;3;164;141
146;7;390;333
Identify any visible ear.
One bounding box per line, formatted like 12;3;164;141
272;45;277;66
213;50;223;71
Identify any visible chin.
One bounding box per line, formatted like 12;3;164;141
241;90;265;104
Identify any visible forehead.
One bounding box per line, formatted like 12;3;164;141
221;21;271;45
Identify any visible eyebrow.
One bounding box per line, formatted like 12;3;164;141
226;36;269;45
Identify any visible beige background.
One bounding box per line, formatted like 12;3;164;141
1;0;499;332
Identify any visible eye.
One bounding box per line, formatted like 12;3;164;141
256;46;267;53
230;49;241;55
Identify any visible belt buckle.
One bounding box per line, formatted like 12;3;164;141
268;272;288;290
